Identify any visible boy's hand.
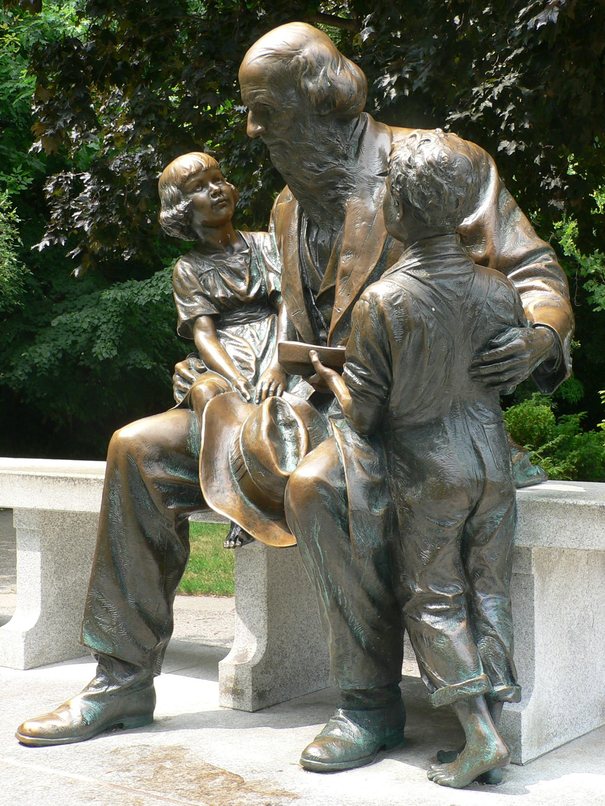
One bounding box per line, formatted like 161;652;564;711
309;350;341;394
256;366;287;403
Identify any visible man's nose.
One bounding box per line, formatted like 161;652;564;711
208;182;221;197
246;111;264;138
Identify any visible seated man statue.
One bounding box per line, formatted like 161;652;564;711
17;23;572;760
242;23;572;772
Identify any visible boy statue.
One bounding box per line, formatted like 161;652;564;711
310;129;524;788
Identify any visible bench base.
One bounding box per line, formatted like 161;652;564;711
219;542;329;711
0;462;603;766
0;509;95;669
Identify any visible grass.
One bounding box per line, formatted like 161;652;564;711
177;521;234;597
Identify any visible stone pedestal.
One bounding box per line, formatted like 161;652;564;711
218;541;329;711
0;459;105;669
0;509;99;668
500;481;605;763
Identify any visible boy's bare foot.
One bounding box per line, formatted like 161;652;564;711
436;747;504;784
436;747;461;763
428;738;509;789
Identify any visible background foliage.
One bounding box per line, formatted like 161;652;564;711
1;0;604;476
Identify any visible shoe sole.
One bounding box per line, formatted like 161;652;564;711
300;735;405;773
15;713;154;747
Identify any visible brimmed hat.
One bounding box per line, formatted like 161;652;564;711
200;392;329;547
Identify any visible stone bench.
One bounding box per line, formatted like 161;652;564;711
0;458;328;711
0;458;603;765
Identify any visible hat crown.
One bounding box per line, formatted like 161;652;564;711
201;391;330;547
239;397;308;502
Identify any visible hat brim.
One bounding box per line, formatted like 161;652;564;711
200;392;297;548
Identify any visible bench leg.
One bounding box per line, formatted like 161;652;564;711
0;508;98;669
219;542;330;711
501;546;605;764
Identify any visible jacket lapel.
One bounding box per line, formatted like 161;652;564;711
272;116;395;346
328;118;393;343
271;188;316;343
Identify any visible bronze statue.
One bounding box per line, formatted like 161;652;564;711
159;151;308;548
159;151;291;412
17;23;572;779
311;129;523;787
15;154;308;744
239;22;572;776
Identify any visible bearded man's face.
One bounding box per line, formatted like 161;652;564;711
239;61;308;156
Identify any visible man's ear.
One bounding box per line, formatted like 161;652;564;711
228;182;240;205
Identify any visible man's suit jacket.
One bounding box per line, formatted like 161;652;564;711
270;113;573;393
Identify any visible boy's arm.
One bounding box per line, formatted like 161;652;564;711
312;293;393;434
309;349;354;414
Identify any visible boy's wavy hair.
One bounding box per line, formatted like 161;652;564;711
389;130;481;229
240;22;367;119
158;152;220;241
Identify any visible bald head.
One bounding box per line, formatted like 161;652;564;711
239;22;367;120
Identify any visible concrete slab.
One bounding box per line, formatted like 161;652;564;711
1;597;604;806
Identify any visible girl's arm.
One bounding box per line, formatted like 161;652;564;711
192;315;253;401
255;300;291;402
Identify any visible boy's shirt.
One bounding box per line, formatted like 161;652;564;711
343;234;528;432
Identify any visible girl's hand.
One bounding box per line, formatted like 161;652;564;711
255;366;286;403
231;374;254;402
172;356;204;403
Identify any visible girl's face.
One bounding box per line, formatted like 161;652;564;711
183;166;237;229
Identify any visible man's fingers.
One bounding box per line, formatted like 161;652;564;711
470;354;528;375
488;328;524;348
471;366;524;386
470;345;528;369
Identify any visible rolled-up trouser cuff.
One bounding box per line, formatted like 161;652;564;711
490;683;522;704
430;674;491;708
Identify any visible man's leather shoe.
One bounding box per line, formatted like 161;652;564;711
16;677;155;747
300;702;405;772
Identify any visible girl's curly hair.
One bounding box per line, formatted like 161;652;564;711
158;152;220;240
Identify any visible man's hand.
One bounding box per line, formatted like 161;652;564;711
255;366;287;403
172;356;204;404
231;374;255;402
469;326;558;391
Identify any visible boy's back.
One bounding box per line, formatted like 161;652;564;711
343;235;527;433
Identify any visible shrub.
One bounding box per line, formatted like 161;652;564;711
504;393;605;481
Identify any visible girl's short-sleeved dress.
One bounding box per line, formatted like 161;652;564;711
172;231;305;403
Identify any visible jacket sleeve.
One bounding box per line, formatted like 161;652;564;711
458;145;573;393
342;290;394;434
